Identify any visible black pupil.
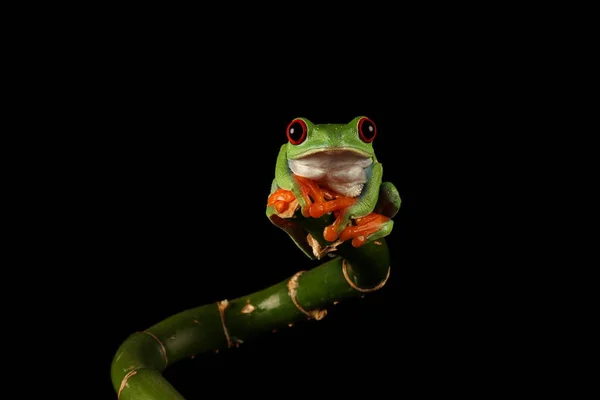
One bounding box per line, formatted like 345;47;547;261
362;120;375;140
289;121;304;142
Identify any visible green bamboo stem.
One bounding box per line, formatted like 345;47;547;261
111;213;392;399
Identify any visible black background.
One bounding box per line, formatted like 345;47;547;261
16;8;568;396
54;42;522;398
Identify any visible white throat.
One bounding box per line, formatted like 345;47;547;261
288;151;372;197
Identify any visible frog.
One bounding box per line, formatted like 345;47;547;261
266;116;401;260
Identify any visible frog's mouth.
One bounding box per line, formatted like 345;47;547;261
290;147;372;159
288;148;373;197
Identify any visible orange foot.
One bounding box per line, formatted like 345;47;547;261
293;175;327;217
268;176;324;216
267;188;296;213
270;176;386;248
294;175;357;219
339;212;391;247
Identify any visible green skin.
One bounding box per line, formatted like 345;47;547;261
267;116;401;259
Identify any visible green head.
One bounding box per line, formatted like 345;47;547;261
284;116;378;160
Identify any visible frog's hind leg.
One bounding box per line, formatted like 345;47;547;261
339;213;394;248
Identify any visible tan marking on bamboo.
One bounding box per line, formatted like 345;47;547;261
374;240;382;245
193;319;199;324
241;302;255;314
287;271;309;317
118;369;138;400
141;331;168;367
217;299;233;348
287;271;328;320
342;260;391;293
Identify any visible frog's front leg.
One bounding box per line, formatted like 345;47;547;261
271;145;317;216
267;174;325;217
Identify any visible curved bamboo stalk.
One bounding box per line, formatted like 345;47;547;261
111;214;392;399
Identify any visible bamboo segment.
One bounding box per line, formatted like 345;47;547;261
111;212;392;399
117;368;185;400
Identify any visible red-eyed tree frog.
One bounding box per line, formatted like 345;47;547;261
266;116;401;260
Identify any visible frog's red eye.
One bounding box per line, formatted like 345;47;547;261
358;117;377;143
286;118;307;145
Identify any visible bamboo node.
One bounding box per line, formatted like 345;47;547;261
287;271;328;320
141;331;168;367
342;260;391;293
118;369;139;400
217;299;233;348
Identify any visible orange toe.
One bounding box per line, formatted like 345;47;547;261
339;212;390;247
